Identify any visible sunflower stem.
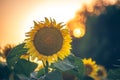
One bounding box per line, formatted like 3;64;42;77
45;61;49;74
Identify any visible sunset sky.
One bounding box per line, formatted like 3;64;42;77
0;0;83;47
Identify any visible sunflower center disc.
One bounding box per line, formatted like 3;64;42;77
97;70;104;76
85;64;93;75
34;27;63;56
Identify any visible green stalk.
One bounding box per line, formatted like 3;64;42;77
42;60;49;74
45;61;49;74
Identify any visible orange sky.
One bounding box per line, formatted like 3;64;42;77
0;0;43;47
0;0;82;47
0;0;116;47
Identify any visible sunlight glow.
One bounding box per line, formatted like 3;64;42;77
73;28;82;38
67;18;86;38
23;1;82;34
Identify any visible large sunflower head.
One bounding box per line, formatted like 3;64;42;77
82;58;98;78
24;17;72;63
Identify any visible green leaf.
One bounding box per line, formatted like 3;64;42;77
0;63;11;80
53;57;75;71
14;59;38;77
82;76;94;80
36;68;45;78
67;55;85;79
45;70;63;80
6;43;28;69
52;55;85;80
107;68;120;80
74;57;85;79
62;71;77;80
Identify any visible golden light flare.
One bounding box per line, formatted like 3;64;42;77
103;0;118;5
73;28;82;38
67;18;86;38
80;0;118;15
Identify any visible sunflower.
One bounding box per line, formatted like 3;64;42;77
0;44;15;62
82;58;98;78
24;18;72;63
94;65;107;80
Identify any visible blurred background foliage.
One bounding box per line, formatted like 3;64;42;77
72;5;120;70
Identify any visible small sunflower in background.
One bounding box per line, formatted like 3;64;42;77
94;65;107;80
2;44;15;57
0;44;14;62
82;58;98;79
24;17;72;64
